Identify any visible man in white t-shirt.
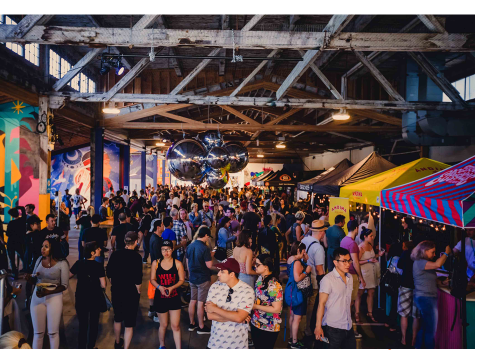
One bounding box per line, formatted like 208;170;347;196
453;228;475;280
205;258;254;349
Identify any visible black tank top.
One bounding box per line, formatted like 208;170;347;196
156;259;179;298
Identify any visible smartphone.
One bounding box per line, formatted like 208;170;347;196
165;289;169;296
320;336;329;344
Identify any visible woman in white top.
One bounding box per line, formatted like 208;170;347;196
355;228;384;323
25;238;70;348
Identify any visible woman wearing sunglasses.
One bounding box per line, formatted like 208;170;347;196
150;239;185;349
249;255;283;349
355;228;385;323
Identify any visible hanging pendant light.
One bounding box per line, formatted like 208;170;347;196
332;109;350;120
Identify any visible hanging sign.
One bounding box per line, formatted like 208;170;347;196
329;197;350;234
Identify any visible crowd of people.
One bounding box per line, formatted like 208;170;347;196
0;183;474;350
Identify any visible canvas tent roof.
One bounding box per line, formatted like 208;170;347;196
297;158;353;192
308;152;396;196
265;168;298;186
381;156;474;228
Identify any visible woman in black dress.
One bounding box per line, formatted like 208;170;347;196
150;240;185;349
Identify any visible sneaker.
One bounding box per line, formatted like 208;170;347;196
197;325;211;334
288;338;293;346
188;323;198;332
248;339;254;348
159;346;166;349
114;338;124;349
153;315;159;323
290;341;304;349
354;331;362;339
148;310;155;319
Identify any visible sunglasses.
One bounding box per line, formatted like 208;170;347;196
226;288;234;303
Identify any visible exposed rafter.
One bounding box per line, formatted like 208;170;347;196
417;15;447;34
0;26;473;52
156;15;183;77
218;15;230;77
352;50;405;101
8;15;53;38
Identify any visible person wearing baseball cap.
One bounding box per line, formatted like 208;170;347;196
301;219;329;339
106;230;143;349
150;238;185;349
204;258;255;349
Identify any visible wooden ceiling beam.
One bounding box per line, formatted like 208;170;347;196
8;15;53;38
417;15;447;34
219;105;262;125
0;26;473;52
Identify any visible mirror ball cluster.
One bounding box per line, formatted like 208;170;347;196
166;131;249;189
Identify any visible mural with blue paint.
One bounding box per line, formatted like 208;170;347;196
103;140;120;194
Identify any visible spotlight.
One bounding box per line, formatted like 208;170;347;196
100;55;125;76
276;143;286;149
332;109;350;120
257;154;264;158
102;108;120;114
156;142;165;146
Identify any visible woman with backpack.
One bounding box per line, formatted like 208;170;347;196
285;211;307;246
69;242;106;349
286;242;311;349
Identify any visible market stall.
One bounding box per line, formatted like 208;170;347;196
380;156;475;349
297;158;353;193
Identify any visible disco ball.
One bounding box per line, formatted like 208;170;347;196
201;131;223;150
167;139;206;181
206;169;229;189
224;142;249;173
206;146;229;170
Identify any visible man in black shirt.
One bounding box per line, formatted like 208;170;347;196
106;231;143;349
6;206;27;277
24;214;43;304
241;203;261;251
99;197;109;222
113;198;131;227
82;214;108;263
138;203;155;264
110;213;134;251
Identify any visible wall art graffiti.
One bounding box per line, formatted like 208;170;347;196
103;140;120;195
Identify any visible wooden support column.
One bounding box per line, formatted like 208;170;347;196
90;127;104;213
38;96;52;221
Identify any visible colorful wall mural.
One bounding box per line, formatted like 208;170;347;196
0;100;44;223
50;145;91;207
104;140;120;195
146;154;155;186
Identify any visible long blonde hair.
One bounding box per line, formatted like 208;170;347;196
0;331;31;349
411;240;435;261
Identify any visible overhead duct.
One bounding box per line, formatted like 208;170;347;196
402;57;474;146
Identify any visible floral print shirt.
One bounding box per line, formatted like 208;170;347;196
251;275;283;332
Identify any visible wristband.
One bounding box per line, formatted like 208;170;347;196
367;259;370;263
156;285;161;290
303;271;307;276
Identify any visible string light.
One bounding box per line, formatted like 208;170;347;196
419;219;423;223
411;216;415;220
394;215;398;219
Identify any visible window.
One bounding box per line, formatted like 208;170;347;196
70;74;80;91
60;57;71;78
443;74;475;102
3;16;24;56
49;49;61;78
88;78;96;93
25;43;39;65
80;73;88;92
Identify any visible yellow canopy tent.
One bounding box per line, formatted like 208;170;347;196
339;158;450;206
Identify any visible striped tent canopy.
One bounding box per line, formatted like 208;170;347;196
381;156;475;228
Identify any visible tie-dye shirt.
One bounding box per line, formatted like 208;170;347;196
251;275;283;332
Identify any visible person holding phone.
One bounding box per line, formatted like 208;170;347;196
314;247;355;349
150;239;185;349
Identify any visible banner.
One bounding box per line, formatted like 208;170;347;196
329;197;349;234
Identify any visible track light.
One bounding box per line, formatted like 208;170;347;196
332;109;350;120
276;143;286;149
100;55;125;76
156;142;165;146
257;154;264;158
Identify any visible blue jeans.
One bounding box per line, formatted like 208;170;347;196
414;295;438;349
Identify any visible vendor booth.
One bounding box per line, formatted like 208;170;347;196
251;170;273;186
297;158;353;192
309;151;396;196
380;156;475;349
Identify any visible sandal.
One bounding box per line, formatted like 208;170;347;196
355;312;361;323
367;312;378;323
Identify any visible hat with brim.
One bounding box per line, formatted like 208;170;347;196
311;219;329;231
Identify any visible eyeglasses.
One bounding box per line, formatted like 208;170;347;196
334;259;353;264
161;248;173;252
226;288;234;303
254;263;263;268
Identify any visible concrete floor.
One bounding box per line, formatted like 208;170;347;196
7;216;404;349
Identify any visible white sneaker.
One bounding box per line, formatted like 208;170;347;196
148;311;155;318
153;315;159;323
